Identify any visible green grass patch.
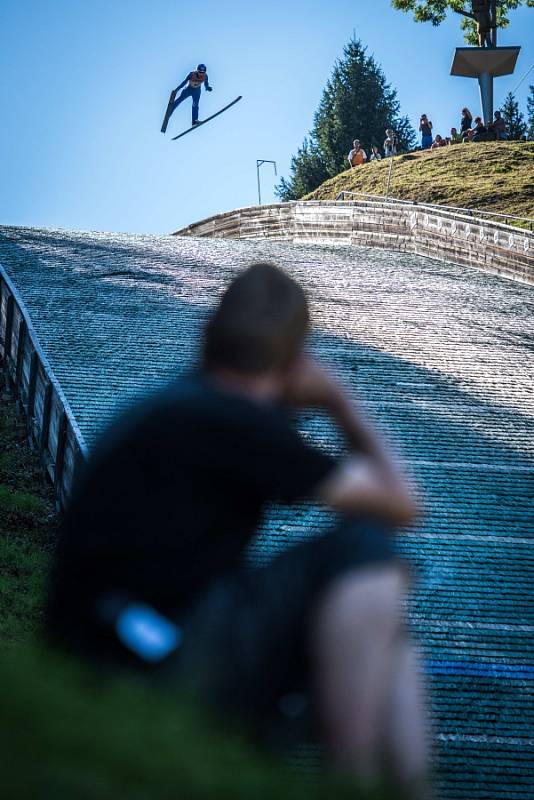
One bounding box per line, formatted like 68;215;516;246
0;483;49;515
0;397;58;647
304;141;534;226
1;644;373;800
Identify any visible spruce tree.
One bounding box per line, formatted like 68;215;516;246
527;84;534;140
276;139;330;202
276;38;416;201
500;91;527;140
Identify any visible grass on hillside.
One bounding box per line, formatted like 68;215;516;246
0;388;392;800
0;391;58;644
2;644;374;800
304;141;534;226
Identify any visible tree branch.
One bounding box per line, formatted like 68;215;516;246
455;9;476;19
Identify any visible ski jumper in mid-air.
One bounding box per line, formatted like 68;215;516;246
171;64;212;125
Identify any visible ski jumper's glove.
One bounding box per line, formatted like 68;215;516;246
207;86;213;92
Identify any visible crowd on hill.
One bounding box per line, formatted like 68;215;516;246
348;129;399;167
418;107;511;150
348;106;515;169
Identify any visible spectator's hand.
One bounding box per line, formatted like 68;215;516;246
283;356;346;410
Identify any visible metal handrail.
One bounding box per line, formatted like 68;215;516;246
334;191;534;229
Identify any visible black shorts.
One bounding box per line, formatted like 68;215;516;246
171;516;398;739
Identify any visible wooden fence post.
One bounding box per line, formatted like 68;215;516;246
54;411;68;493
26;351;38;439
39;382;53;457
4;294;14;366
15;319;27;399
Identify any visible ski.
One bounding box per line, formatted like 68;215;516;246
161;89;177;134
171;96;242;140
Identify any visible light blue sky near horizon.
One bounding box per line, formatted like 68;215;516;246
1;0;533;235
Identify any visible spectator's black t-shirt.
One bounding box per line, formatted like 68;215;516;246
48;373;337;639
420;121;432;137
460;117;471;134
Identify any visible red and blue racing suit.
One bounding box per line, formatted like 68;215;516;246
172;70;212;124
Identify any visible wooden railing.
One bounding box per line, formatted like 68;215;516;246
335;191;534;230
0;265;88;510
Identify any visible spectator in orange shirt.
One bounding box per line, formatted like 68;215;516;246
348;140;367;168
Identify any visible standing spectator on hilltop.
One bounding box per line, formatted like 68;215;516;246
460;108;473;140
348;139;367;168
450;127;462;144
383;129;398;157
369;145;382;161
494;111;508;140
419;114;433;150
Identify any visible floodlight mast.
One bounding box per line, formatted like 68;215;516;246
256;160;277;206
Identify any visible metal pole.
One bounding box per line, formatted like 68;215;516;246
385;156;394;199
478;71;494;123
256;160;277;206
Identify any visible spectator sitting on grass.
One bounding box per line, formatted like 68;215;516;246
431;134;447;149
383;129;398;157
348;139;367;167
471;117;488;142
493;111;508;140
449;127;462;144
369;145;382;161
485;122;497;141
47;262;429;797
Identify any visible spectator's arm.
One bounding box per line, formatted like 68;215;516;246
316;457;416;525
283;357;418;525
455;8;475;20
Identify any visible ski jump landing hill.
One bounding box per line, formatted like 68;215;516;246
0;199;533;799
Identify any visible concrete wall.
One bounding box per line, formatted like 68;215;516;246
0;266;88;509
174;200;534;286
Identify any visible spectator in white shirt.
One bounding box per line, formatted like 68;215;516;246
383;129;398;158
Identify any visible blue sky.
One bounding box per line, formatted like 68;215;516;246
1;0;532;235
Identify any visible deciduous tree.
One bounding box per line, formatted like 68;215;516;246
391;1;534;47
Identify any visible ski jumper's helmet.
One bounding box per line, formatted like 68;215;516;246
197;64;207;72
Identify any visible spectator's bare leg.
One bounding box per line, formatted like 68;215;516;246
383;639;430;794
311;565;405;785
